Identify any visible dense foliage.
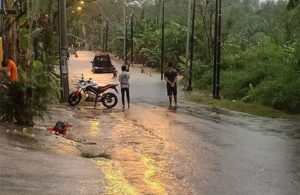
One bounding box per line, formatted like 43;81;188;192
75;0;299;114
0;0;61;125
218;1;300;113
0;62;60;125
2;0;297;117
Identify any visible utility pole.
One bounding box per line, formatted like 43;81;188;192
213;0;218;98
161;0;165;80
216;0;222;99
187;0;196;91
58;0;69;102
185;0;192;89
130;13;134;71
213;0;221;99
102;22;105;51
105;17;108;52
125;18;128;66
123;0;127;66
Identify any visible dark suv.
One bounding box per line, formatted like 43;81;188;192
91;52;113;73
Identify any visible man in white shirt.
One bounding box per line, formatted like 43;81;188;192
119;65;130;109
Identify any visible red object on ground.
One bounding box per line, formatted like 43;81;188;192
47;122;69;136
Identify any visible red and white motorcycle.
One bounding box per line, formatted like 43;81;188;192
68;75;118;109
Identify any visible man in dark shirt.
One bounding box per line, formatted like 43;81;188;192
164;62;178;107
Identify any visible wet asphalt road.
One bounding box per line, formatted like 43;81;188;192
1;51;299;195
0;123;105;195
65;51;300;194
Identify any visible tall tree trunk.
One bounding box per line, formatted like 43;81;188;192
209;2;214;62
1;0;15;63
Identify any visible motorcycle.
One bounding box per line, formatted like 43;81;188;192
68;75;118;109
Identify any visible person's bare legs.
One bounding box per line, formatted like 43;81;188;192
169;96;172;107
126;88;130;108
121;88;125;109
174;95;177;106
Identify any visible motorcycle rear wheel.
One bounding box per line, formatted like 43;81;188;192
68;92;82;106
102;92;118;109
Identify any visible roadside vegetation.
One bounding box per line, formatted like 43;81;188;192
0;0;299;126
80;152;111;159
187;90;300;119
76;0;300;115
0;0;61;125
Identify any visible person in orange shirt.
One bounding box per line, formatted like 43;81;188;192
3;57;18;82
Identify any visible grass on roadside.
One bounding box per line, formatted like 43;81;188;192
79;101;94;106
80;152;111;159
185;90;300;119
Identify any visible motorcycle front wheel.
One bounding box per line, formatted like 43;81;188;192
102;92;118;109
68;92;82;106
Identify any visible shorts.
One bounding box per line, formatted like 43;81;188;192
167;85;177;96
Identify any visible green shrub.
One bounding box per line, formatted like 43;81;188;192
253;75;300;113
221;71;249;99
80;152;111;159
0;61;60;125
192;60;213;90
217;41;300;113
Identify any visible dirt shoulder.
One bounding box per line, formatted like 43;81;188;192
0;118;105;195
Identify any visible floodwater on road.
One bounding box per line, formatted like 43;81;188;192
1;51;299;195
66;51;300;194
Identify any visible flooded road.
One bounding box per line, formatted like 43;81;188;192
64;51;300;194
1;51;299;195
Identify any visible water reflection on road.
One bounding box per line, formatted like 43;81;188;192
61;51;300;194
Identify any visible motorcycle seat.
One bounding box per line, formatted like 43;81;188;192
94;84;119;93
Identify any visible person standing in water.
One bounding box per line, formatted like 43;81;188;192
164;62;178;107
119;65;130;109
